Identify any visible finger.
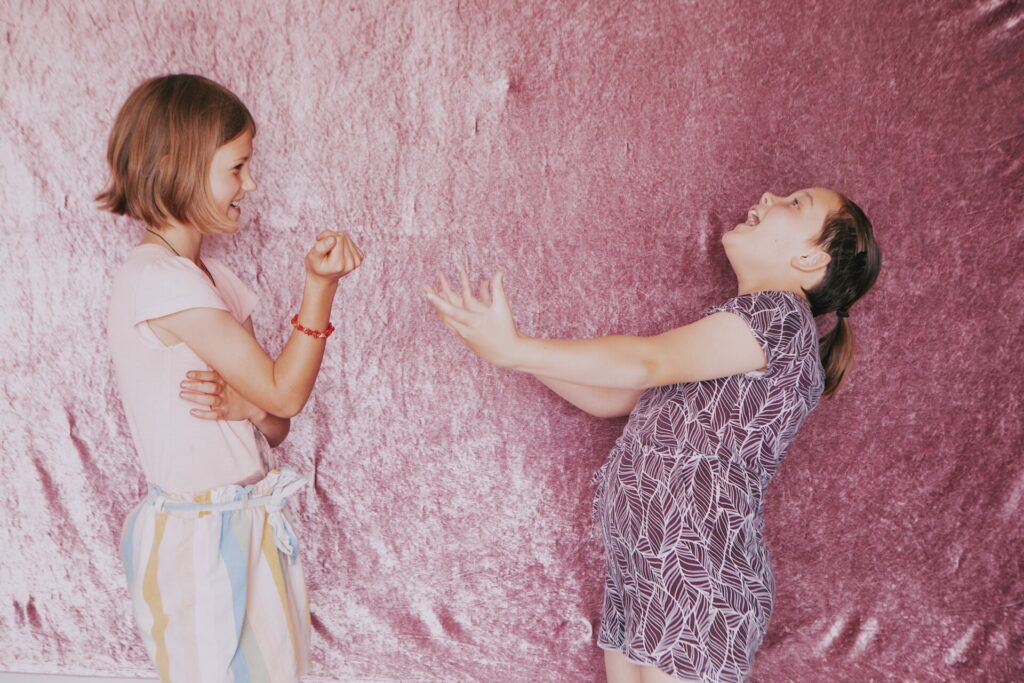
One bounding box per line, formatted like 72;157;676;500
189;408;222;421
438;273;460;306
478;279;492;306
336;241;352;274
439;313;471;337
490;271;508;306
347;240;362;270
180;390;221;407
340;233;360;254
424;290;474;325
185;370;219;382
181;379;222;395
315;235;337;254
457;265;480;309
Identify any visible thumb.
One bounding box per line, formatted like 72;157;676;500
490;271;507;306
314;235;336;254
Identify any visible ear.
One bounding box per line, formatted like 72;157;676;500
791;249;831;273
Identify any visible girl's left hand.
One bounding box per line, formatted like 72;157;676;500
179;370;265;422
424;266;524;368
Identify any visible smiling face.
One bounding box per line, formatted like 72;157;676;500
207;128;257;231
721;187;843;295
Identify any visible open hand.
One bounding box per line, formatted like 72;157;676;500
179;370;264;422
423;265;524;368
305;231;364;284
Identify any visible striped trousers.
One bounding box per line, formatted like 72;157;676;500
120;469;311;683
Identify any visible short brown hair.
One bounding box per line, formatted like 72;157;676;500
96;74;255;233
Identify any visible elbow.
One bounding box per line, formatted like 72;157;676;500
277;403;303;420
269;396;305;419
632;357;661;391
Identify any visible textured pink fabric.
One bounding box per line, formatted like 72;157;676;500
1;2;1021;682
109;244;266;493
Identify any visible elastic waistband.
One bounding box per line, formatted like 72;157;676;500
144;469;307;561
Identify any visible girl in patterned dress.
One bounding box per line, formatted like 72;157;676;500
100;74;363;682
424;188;881;683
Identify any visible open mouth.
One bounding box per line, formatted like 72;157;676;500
745;206;760;226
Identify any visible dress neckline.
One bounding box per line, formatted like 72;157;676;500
136;243;218;289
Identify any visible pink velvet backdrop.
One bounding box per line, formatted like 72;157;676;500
1;1;1022;681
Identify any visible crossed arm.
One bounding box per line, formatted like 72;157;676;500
165;231;364;444
176;317;291;447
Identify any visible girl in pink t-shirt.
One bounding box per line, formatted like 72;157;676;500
99;74;362;683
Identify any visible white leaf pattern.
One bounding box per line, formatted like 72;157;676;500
595;291;824;682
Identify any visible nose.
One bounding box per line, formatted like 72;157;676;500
243;173;257;192
760;192;776;206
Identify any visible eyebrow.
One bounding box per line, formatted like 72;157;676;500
234;156;249;164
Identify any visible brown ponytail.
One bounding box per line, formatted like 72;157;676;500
804;196;882;398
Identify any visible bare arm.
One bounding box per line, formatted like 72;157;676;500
534;376;643;418
155;232;362;418
178;318;294;446
425;269;767;391
513;312;766;389
242;318;291;447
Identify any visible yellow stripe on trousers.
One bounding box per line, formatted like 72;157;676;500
261;516;302;667
142;512;171;682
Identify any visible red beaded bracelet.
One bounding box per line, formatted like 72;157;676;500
291;314;335;339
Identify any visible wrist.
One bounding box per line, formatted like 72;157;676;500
304;273;339;294
504;332;532;370
248;406;269;423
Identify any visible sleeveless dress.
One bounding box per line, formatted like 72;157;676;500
594;291;824;682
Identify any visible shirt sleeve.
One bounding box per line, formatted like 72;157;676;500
204;257;259;322
703;291;805;378
132;256;228;327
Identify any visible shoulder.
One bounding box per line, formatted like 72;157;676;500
113;245;206;290
703;290;816;376
203;256;250;291
132;245;212;283
130;247;228;321
704;290;808;319
203;255;260;320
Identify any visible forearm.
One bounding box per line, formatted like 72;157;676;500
511;335;654;390
250;410;291;448
534;375;643;418
270;276;338;416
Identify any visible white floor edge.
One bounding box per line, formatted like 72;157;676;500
0;675;155;682
0;675;381;683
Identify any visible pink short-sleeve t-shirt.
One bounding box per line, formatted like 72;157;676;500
108;244;268;494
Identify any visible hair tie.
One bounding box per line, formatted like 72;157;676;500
836;309;850;319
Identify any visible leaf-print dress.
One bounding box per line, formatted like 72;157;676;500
594;291;825;682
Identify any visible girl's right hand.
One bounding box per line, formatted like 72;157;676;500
305;231;363;284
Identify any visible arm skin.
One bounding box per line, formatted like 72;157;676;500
242;317;291;447
533;376;645;418
425;270;768;402
152;231;362;419
152;275;337;418
511;311;767;390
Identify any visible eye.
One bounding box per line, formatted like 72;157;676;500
791;198;800;208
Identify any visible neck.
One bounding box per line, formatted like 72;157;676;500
735;274;809;302
143;221;203;263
